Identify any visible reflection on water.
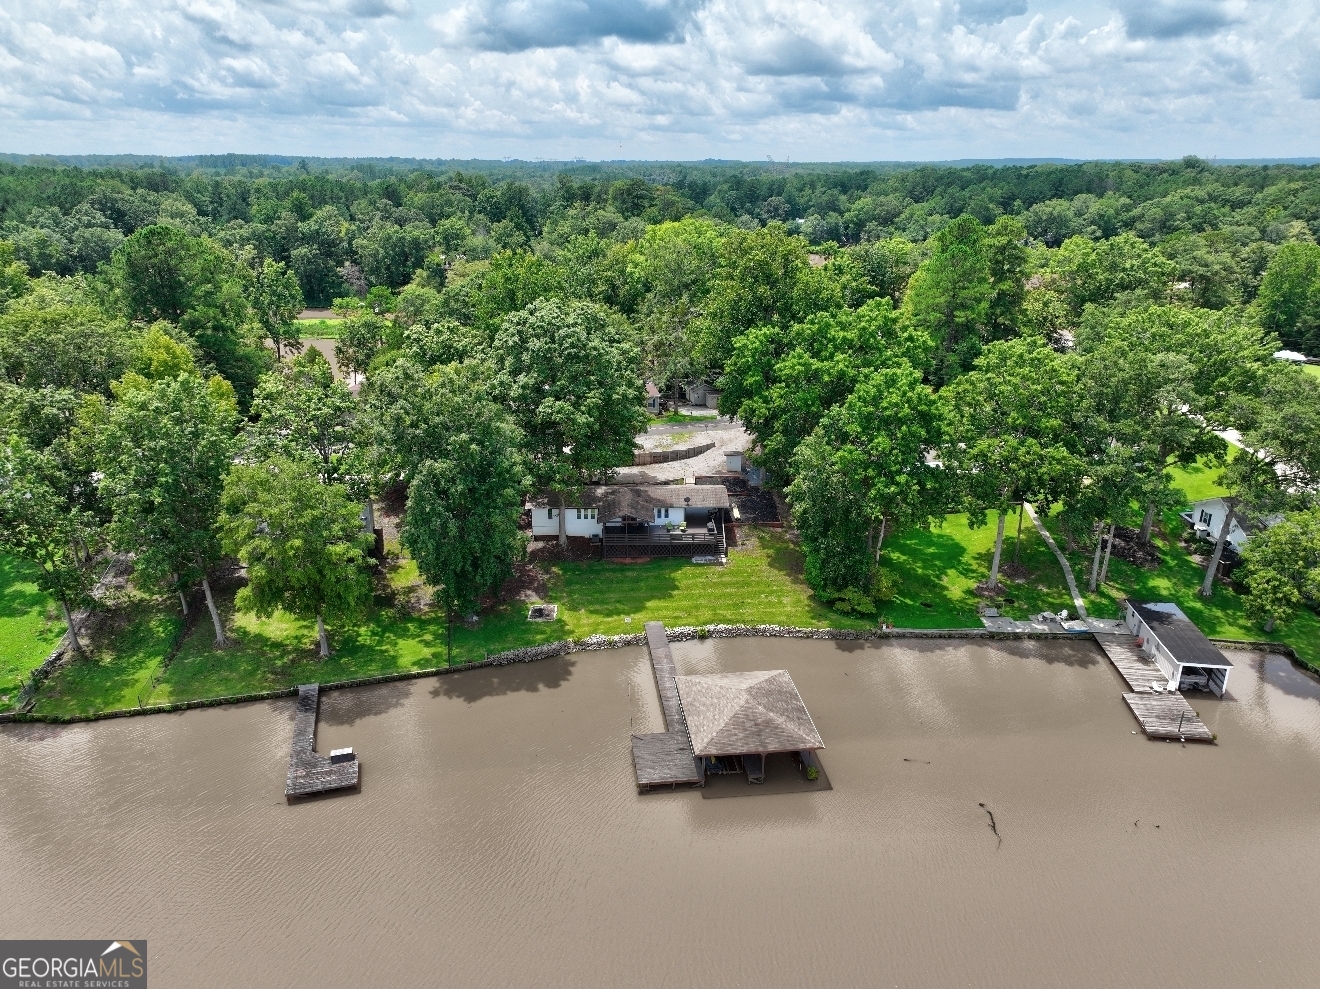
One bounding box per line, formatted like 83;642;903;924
3;641;1320;988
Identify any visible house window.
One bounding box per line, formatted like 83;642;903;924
655;507;670;520
547;508;556;520
1199;509;1212;524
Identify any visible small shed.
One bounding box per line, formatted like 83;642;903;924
1123;601;1234;696
645;381;662;414
675;670;824;781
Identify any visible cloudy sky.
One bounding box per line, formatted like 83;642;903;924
0;0;1316;161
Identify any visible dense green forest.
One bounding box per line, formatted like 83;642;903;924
1;156;1319;708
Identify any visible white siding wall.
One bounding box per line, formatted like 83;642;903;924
1124;603;1179;688
529;507;602;538
1191;499;1250;550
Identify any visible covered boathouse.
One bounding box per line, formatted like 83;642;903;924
1123;600;1234;696
674;670;824;782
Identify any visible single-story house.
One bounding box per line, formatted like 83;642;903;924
1123;600;1233;696
1181;498;1279;551
529;485;731;557
675;670;824;782
645;381;662;414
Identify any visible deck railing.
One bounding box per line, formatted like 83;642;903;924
602;524;726;557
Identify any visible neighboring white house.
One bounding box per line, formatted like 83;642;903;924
1273;349;1310;363
645;381;662;415
529;485;731;539
1123;600;1234;696
1181;498;1280;551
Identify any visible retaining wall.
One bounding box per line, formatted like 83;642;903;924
632;441;715;466
4;627;1306;725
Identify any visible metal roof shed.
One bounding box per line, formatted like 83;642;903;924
1123;601;1234;696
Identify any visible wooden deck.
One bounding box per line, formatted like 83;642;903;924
1123;693;1215;742
286;684;360;802
1096;632;1215;742
1094;632;1171;692
633;622;703;792
603;530;725;559
631;732;702;789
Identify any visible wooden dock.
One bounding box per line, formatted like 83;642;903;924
1095;631;1215;742
1094;632;1170;692
1123;693;1215;742
645;621;686;734
632;622;702;792
286;684;360;802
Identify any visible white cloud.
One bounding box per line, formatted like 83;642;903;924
0;0;1315;158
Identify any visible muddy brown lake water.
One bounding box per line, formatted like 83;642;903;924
4;637;1320;988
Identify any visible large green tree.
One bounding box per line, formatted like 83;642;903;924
943;337;1083;590
690;224;843;377
218;457;373;657
0;284;135;394
1255;241;1320;355
97;373;237;642
787;362;946;594
901;215;991;384
1239;508;1320;632
0;436;98;655
108;225;271;406
720;298;931;481
251;258;305;360
246;348;355;479
402;412;526;664
492;298;646;545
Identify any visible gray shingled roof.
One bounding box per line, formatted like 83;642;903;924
531;485;729;519
675;670;824;757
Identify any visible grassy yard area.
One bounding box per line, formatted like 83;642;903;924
296;318;342;339
32;530;868;717
0;555;66;704
1302;363;1319;380
1038;459;1320;670
0;554;66;702
876;507;1076;629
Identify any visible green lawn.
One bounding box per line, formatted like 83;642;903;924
877;507;1076;629
32;530;869;716
0;555;66;705
1302;363;1319;380
649;410;718;424
1038;459;1320;670
296;318;342;339
30;600;181;717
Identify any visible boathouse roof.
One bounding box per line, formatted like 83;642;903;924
1127;601;1233;669
674;670;824;757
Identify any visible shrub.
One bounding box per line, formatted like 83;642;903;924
871;568;897;602
827;587;876;615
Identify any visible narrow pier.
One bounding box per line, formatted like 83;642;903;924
631;622;702;792
286;684;360;802
1093;632;1170;692
1095;632;1215;742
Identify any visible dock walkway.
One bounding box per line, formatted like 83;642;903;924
631;622;702;791
286;684;360;802
1094;633;1215;742
1094;632;1170;693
